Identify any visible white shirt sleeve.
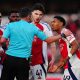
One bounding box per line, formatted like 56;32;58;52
40;22;53;37
61;28;75;43
67;34;75;43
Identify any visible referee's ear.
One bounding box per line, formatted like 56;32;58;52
26;15;31;23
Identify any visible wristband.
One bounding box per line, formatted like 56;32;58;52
61;33;66;38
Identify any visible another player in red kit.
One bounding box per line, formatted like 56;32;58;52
30;3;56;80
49;16;80;80
0;13;6;64
0;29;6;64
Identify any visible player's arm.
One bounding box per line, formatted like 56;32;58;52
45;35;62;43
42;23;56;64
48;42;57;72
0;31;7;51
48;42;56;66
0;37;8;51
34;24;70;44
0;36;4;53
45;31;68;43
34;26;62;43
0;37;7;43
56;32;79;69
57;40;79;64
69;40;79;57
48;55;66;72
0;24;10;50
66;29;79;58
56;33;79;68
56;56;67;68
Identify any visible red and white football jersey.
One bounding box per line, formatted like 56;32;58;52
31;22;53;66
0;28;6;64
59;28;80;68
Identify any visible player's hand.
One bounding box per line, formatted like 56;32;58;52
48;59;67;72
49;58;55;67
48;59;54;72
57;57;68;68
48;65;58;72
48;62;64;73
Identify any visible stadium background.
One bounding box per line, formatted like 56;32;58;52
0;0;80;80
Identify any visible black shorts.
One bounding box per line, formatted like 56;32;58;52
1;54;30;80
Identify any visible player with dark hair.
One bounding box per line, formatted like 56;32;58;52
49;16;80;80
8;10;20;22
19;7;31;22
30;3;57;80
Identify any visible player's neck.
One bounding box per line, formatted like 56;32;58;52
32;21;39;25
57;27;63;34
21;17;30;22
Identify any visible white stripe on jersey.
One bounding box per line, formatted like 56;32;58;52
40;22;53;66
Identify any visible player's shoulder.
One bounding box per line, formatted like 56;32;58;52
7;22;17;26
62;28;70;32
40;21;51;31
30;22;39;28
61;28;73;34
40;21;49;27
